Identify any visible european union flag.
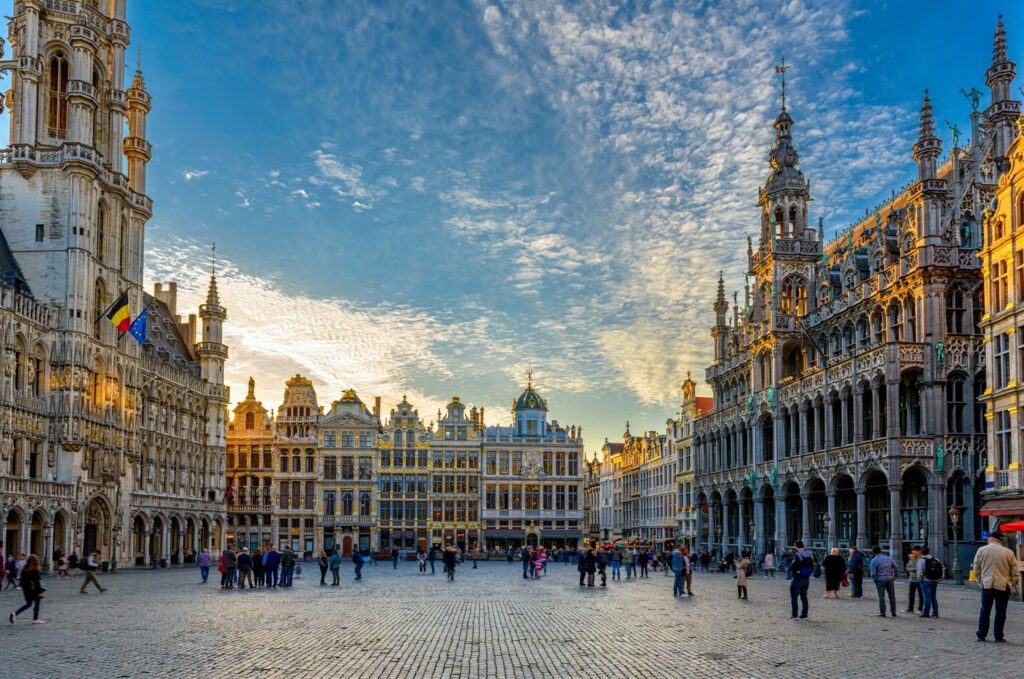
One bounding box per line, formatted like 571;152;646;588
128;308;148;345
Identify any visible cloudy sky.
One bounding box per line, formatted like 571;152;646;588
6;0;1016;453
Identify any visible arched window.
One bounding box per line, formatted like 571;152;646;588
119;218;130;273
774;207;785;238
904;298;917;341
788;206;799;236
48;53;69;138
888;304;902;342
780;280;794;313
341;491;354;515
795;280;807;315
97;204;107;263
947;374;966;433
94;278;106;341
280;455;289;473
245;412;254;430
394;430;403;447
305;451;314;473
946;288;965;334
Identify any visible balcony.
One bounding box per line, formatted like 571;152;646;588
989;465;1022;491
0;476;73;498
316;515;376;526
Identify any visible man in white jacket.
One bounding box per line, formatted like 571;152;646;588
973;530;1019;642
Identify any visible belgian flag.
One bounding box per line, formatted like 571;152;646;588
106;290;131;334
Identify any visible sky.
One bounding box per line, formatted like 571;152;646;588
3;0;1018;455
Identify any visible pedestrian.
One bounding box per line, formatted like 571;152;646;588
622;547;634;579
823;548;846;599
328;549;342;586
252;548;265;587
471;545;479;569
578;547;587;586
506;548;514;564
4;554;17;590
223;546;238;588
218;550;229;589
672;545;686;597
428;545;437;575
917;545;943;618
846;546;864;598
521;547;532;579
56;554;69;579
197;548;212;584
788;540;814;621
868;545;898;617
281;547;295;587
736;553;750;600
597;548;608;587
906;545;923;613
417;550;427;573
700;549;711;574
973;530;1019;642
443;546;457;581
264;546;280;587
318;550;329;585
581;548;595;587
79;550;107;594
609;547;621;581
682;546;694;596
762;551;776;578
237;548;254;589
353;550;365;581
0;541;5;586
638;550;649;578
8;554;45;625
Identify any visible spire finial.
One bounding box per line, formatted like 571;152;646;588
995;14;1008;64
211;241;217;278
775;56;791;111
526;369;533;388
137;43;142;72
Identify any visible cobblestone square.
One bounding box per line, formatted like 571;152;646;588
1;561;1020;678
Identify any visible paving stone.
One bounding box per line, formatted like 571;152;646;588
0;562;1019;678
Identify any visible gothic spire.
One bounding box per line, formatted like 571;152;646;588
913;89;942;181
994;15;1008;65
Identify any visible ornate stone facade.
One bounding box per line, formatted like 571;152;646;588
0;0;228;570
670;374;713;545
692;23;1013;565
978;36;1024;523
378;395;430;553
225;378;275;551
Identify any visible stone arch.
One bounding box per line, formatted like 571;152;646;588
81;493;114;557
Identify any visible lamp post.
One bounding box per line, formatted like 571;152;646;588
948;506;963;585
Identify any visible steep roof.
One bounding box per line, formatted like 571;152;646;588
0;226;32;297
141;291;199;372
695;397;714;415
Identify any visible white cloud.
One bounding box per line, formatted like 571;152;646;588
409;176;426;193
182;169;209;181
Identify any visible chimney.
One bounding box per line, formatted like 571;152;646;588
374;396;381;419
153;281;178;318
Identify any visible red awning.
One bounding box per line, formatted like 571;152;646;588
998;520;1024;531
979;498;1024;517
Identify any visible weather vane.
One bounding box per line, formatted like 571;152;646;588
211;241;217;276
775;56;791;110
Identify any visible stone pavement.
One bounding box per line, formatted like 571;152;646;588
0;560;1020;678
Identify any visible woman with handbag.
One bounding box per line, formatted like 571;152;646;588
9;554;45;624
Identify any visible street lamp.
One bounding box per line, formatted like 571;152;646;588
948;506;963;585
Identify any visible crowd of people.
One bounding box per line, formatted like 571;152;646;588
2;532;1019;642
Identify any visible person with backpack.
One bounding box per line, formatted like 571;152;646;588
917;546;942;618
846;546;865;598
869;545;898;617
79;550;107;594
8;554;45;625
788;540;814;621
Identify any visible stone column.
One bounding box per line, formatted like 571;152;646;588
824;398;834;451
816;404;825;452
695;501;705;551
853;386;864;443
799;403;809;455
43;523;53;575
855;488;867;549
872;386;882;439
792;409;800;456
738;498;748;549
801;491;812;544
889;484;902;558
826;490;837;547
721;500;731;553
841;395;850;446
707;501;717;555
143;530;151;567
753;495;766;556
775;493;788;548
929;482;947;561
963;480;976;542
162;521;171;564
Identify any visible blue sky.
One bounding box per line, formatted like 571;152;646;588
5;1;1017;453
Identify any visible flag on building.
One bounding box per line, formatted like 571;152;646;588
106;290;131;333
128;307;148;345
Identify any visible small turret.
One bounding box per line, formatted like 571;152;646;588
125;56;152;193
985;16;1021;168
913;89;942;181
